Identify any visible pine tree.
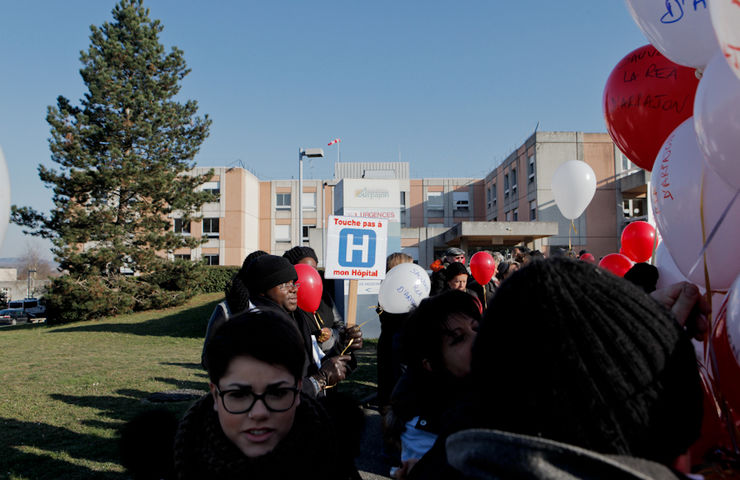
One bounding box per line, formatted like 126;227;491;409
12;0;213;320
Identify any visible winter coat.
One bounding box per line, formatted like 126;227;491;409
173;393;360;480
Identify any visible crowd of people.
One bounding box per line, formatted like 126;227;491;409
120;243;721;480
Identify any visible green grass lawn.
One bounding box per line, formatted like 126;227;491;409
0;294;378;480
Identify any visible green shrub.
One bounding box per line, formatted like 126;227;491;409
197;266;239;294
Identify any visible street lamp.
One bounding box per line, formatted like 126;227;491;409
298;148;324;245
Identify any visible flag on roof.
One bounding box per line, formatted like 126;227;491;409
328;138;341;146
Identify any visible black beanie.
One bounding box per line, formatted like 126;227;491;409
245;255;298;294
445;262;469;281
283;246;318;265
471;257;702;465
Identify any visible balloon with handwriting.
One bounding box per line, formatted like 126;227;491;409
550;160;596;220
620;221;656;263
295;263;322;314
469;251;496;286
624;0;718;69
378;263;431;314
0;147;9;250
598;253;634;278
651;118;740;290
603;45;699;171
694;51;740;189
709;0;740;82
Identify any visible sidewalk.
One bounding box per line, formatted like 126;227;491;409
357;407;392;480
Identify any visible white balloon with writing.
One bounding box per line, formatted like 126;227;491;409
694;51;740;189
624;0;718;69
377;263;431;314
651;118;740;290
550;160;596;220
0;147;10;250
709;0;740;81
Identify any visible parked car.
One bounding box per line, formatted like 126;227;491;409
0;309;27;325
7;298;45;318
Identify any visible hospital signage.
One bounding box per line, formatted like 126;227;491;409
324;215;388;280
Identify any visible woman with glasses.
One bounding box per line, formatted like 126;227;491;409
174;308;360;479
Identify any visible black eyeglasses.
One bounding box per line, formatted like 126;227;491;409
216;386;299;414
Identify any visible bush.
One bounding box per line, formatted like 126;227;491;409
197;266;239;294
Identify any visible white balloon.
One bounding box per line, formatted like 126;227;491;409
624;0;719;69
651;118;740;290
724;274;740;366
377;263;431;314
694;50;740;189
709;0;740;81
654;242;689;289
0;147;10;250
550;160;596;220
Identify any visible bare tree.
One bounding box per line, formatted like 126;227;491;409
17;241;58;280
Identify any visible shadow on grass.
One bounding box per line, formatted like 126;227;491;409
49;299;219;339
0;416;128;480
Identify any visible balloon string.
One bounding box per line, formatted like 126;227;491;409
686;186;740;281
313;313;324;331
569;220;577;251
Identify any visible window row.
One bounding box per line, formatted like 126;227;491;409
276;192;317;210
425;191;470;211
173;218;219;238
174;253;219;265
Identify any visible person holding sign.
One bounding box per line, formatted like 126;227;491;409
245;255;352;398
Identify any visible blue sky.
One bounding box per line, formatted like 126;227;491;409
0;1;646;259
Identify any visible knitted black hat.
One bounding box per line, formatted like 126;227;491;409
472;257;702;464
244;255;298;294
445;261;469;281
282;246;318;265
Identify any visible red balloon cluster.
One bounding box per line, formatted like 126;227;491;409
603;45;699;171
620;221;656;263
295;264;323;313
598;253;634;278
469;251;496;285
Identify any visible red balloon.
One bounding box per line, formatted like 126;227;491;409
469;251;496;285
598;253;634;277
620;221;656;263
295;264;322;313
579;253;596;264
603;45;699;171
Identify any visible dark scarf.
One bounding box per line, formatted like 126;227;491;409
173;394;358;480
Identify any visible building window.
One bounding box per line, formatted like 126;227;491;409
486;187;492;208
513;208;519;221
203;218;219;238
302;225;316;244
174;253;191;261
505;210;512;221
427;191;443;210
529;200;537;220
203;254;219;266
275;224;291;242
276;193;291;210
400;191;407;211
492;184;497;206
174;218;190;235
453;191;469;212
201;181;220;201
528;155;535;183
511;168;517;193
302;192;316;211
504;174;509;199
623;198;646;218
492;216;497;222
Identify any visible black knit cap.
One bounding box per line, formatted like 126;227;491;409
282;246;318;265
471;257;702;465
244;255;298;295
445;261;469;281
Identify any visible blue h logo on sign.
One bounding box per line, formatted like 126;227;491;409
338;228;376;267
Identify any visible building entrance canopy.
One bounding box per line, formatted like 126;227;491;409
441;221;559;250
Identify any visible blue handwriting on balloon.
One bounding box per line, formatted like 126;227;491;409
660;0;707;24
